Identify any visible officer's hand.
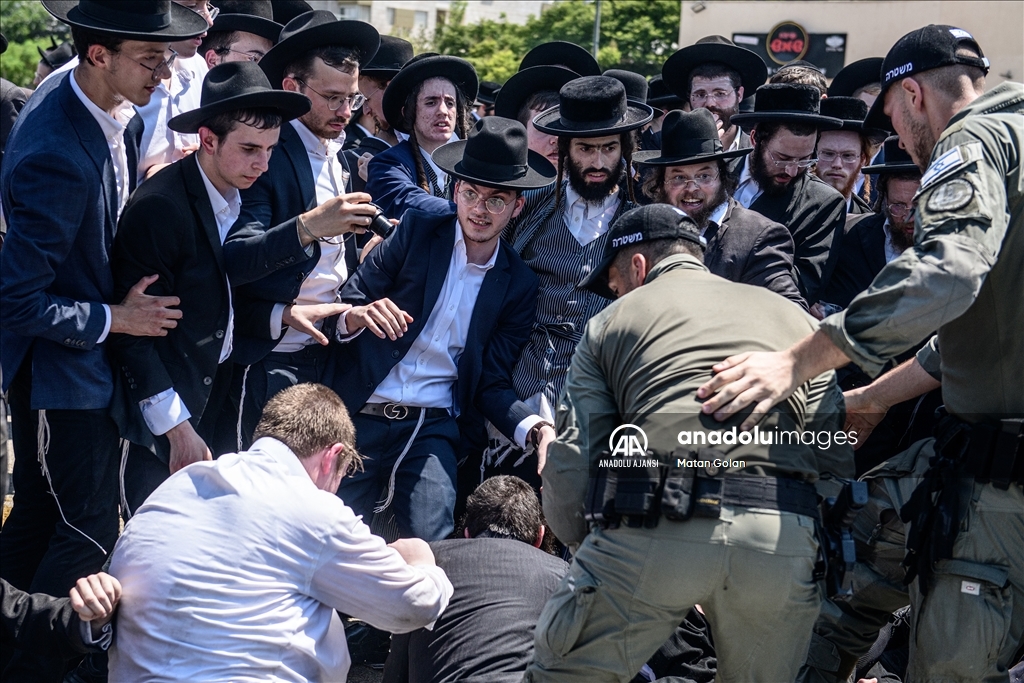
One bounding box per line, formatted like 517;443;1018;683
536;425;556;475
166;420;212;474
697;350;799;430
298;192;377;244
344;298;413;340
842;386;888;450
284;303;352;345
69;572;122;639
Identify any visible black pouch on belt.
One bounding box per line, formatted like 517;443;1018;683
613;454;663;528
662;453;697;521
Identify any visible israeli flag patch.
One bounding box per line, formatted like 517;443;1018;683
920;146;964;189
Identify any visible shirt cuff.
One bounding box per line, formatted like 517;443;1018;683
79;619;113;651
96;304;112;344
334;310;365;342
514;414;547;450
915;335;942;381
271;303;287;340
418;564;454;632
139;388;192;436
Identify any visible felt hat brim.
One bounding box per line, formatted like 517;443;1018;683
211;13;282;42
729;111;844;130
493;65;578;119
663;42;768;98
382;56;478;133
42;0;209;41
533;101;654;137
861;160;919;174
633;146;750;167
259;19;379;88
827;57;884;97
168;90;310;133
432;142;556;190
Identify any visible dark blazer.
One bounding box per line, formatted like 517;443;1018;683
848;192;873;215
365;139;456;220
383;538;568;683
0;72;139;408
820;211;887;309
224;121;361;367
332;210;538;440
1;578;93;662
108;153;231;451
344;136;391;193
703;198;806;308
749;169;846;305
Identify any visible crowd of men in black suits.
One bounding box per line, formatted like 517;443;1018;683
0;1;994;681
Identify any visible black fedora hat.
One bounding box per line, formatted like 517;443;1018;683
476;81;501;106
38;40;77;69
520;41;600;77
210;0;282;43
603;69;648;103
433;116;556;191
270;0;311;25
168;61;310;133
493;65;577;119
361;35;414;79
862;136;920;174
634;108;751;167
533;76;653;137
0;33;6;55
42;0;208;41
382;53;479;133
663;35;767;100
818;96;888;135
827;57;883;97
730;83;843;129
646;75;686;113
259;10;380;88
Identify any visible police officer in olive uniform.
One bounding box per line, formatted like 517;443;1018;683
699;25;1024;682
525;204;850;683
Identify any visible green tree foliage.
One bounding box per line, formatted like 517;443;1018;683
0;38;53;88
431;0;681;84
1;1;72;87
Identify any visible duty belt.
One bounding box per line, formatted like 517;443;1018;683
359;403;450;421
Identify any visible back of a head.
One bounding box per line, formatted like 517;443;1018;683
464;476;543;545
253;383;358;464
769;64;827;97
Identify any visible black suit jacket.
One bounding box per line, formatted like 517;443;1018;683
224;122;363;366
383;538;568;683
109;153;231;452
1;578;91;662
749;170;846;304
331;210;538;440
703;198;806;308
820;212;887;309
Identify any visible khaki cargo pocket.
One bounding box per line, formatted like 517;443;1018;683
537;565;601;659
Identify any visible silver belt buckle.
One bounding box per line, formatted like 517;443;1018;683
382;403;410;420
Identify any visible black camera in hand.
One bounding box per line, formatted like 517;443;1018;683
366;203;394;239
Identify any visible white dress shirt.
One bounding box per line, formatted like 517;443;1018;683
270;120;350;352
68;69;137;345
724;125;746;152
108;437;453;683
136;53;207;178
702;201;730;237
138;158;241;437
733;156;763;209
368;221;497;407
563;183;621;246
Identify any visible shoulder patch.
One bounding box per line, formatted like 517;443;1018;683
925;178;974;213
919;146;963;189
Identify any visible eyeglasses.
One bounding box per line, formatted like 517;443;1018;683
458;188;511;215
295;79;365;111
119;48;178;81
886;202;914;219
818;150;862;165
766;148;817;170
690;88;735;104
214;47;266;63
665;171;720;189
179;1;219;21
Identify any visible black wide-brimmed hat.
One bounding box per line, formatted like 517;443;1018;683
603;69;648;103
533;76;654;137
169;61;310;133
581;204;706;299
42;0;209;41
662;35;768;99
38;40;77;69
646;75;686;114
818;96;887;136
634;108;751;167
476;81;501;106
730;83;843;129
862;135;920;174
493;65;577;119
360;35;414;79
210;0;282;43
258;10;380;88
0;33;7;55
270;0;311;25
382;53;479;134
433;116;556;191
827;57;883;97
519;41;600;77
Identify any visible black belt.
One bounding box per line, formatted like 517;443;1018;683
359;403;450;421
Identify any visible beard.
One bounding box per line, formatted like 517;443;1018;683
704;101;740;130
567;155;625;202
674;182;730;228
885;215;916;251
749;146;802;196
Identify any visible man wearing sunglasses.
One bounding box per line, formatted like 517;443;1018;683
730;83;847;304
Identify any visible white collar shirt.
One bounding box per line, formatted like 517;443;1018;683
733;155;762;209
369;221;498;408
420;133;459;192
108;437;453;683
136;53;208;177
702;200;730;237
563;183;621;246
273;120;349;353
724;125;745;152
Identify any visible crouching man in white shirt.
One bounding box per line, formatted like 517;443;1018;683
107;383;453;682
